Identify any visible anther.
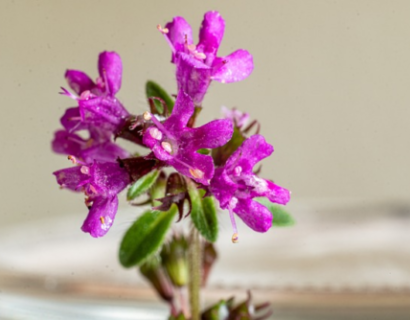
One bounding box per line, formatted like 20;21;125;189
157;24;169;34
161;141;173;153
68;155;77;164
150;127;163;140
231;233;239;243
194;52;206;60
80;166;90;175
189;168;204;179
100;216;105;225
143;111;152;121
89;184;98;195
234;166;242;176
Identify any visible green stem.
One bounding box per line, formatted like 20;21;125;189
188;227;201;320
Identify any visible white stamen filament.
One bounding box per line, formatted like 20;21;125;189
228;197;239;243
157;24;169;34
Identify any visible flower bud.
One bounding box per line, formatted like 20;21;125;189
161;235;189;287
140;256;174;303
201;299;231;320
202;242;217;286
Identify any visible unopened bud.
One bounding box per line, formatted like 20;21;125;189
161;235;188;287
140;256;174;302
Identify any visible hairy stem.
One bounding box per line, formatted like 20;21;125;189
188;227;201;320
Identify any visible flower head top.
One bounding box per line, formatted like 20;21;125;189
61;51;129;135
142;89;233;185
159;11;254;105
54;159;130;237
210;135;290;241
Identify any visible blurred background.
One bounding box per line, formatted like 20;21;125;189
1;1;410;319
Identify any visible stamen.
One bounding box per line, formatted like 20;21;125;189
67;155;86;166
68;155;78;164
80;90;91;100
232;233;239;243
189;168;204;180
186;44;196;51
150;127;163;140
89;184;98;195
149;114;175;139
228;197;239;243
157;24;169;34
234;166;242;176
68;116;82;121
161;141;173;153
143;111;152;121
194;52;206;60
100;216;105;225
85;138;94;148
80;166;90;175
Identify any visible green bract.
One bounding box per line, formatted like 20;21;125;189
127;170;160;201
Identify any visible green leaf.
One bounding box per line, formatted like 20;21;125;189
146;80;175;113
187;179;218;242
119;206;177;268
255;197;295;227
127;170;160;201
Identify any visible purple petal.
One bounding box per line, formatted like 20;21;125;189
81;142;131;163
81;196;118;237
175;52;211;106
226;135;273;174
53;166;87;191
98;51;122;95
60;107;86;132
165;16;193;60
210;168;238;209
185;119;233;150
79;96;129;131
234;198;272;232
52;130;86;157
89;162;130;196
65;70;95;95
164;89;195;132
170;152;214;185
221;106;250;128
197;11;225;63
142;131;174;162
251;180;291;205
211;49;254;83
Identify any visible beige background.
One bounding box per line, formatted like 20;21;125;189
1;0;410;226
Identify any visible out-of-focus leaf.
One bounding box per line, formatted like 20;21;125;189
146;80;175;113
255;197;295;227
119;206;177;268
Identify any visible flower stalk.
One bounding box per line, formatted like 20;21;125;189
188;227;201;320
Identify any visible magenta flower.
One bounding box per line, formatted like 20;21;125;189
52;130;130;163
142;90;233;185
221;106;250;128
210;135;290;238
53;160;130;237
159;11;254;105
61;51;129;134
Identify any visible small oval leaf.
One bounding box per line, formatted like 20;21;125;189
255;197;295;227
127;170;160;201
119;206;177;268
187;179;218;242
146;80;175;113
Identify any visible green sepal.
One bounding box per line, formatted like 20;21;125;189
187;179;218;242
197;148;210;155
255;197;295;227
119;206;177;268
127;170;160;201
212;126;245;166
146;80;175;113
